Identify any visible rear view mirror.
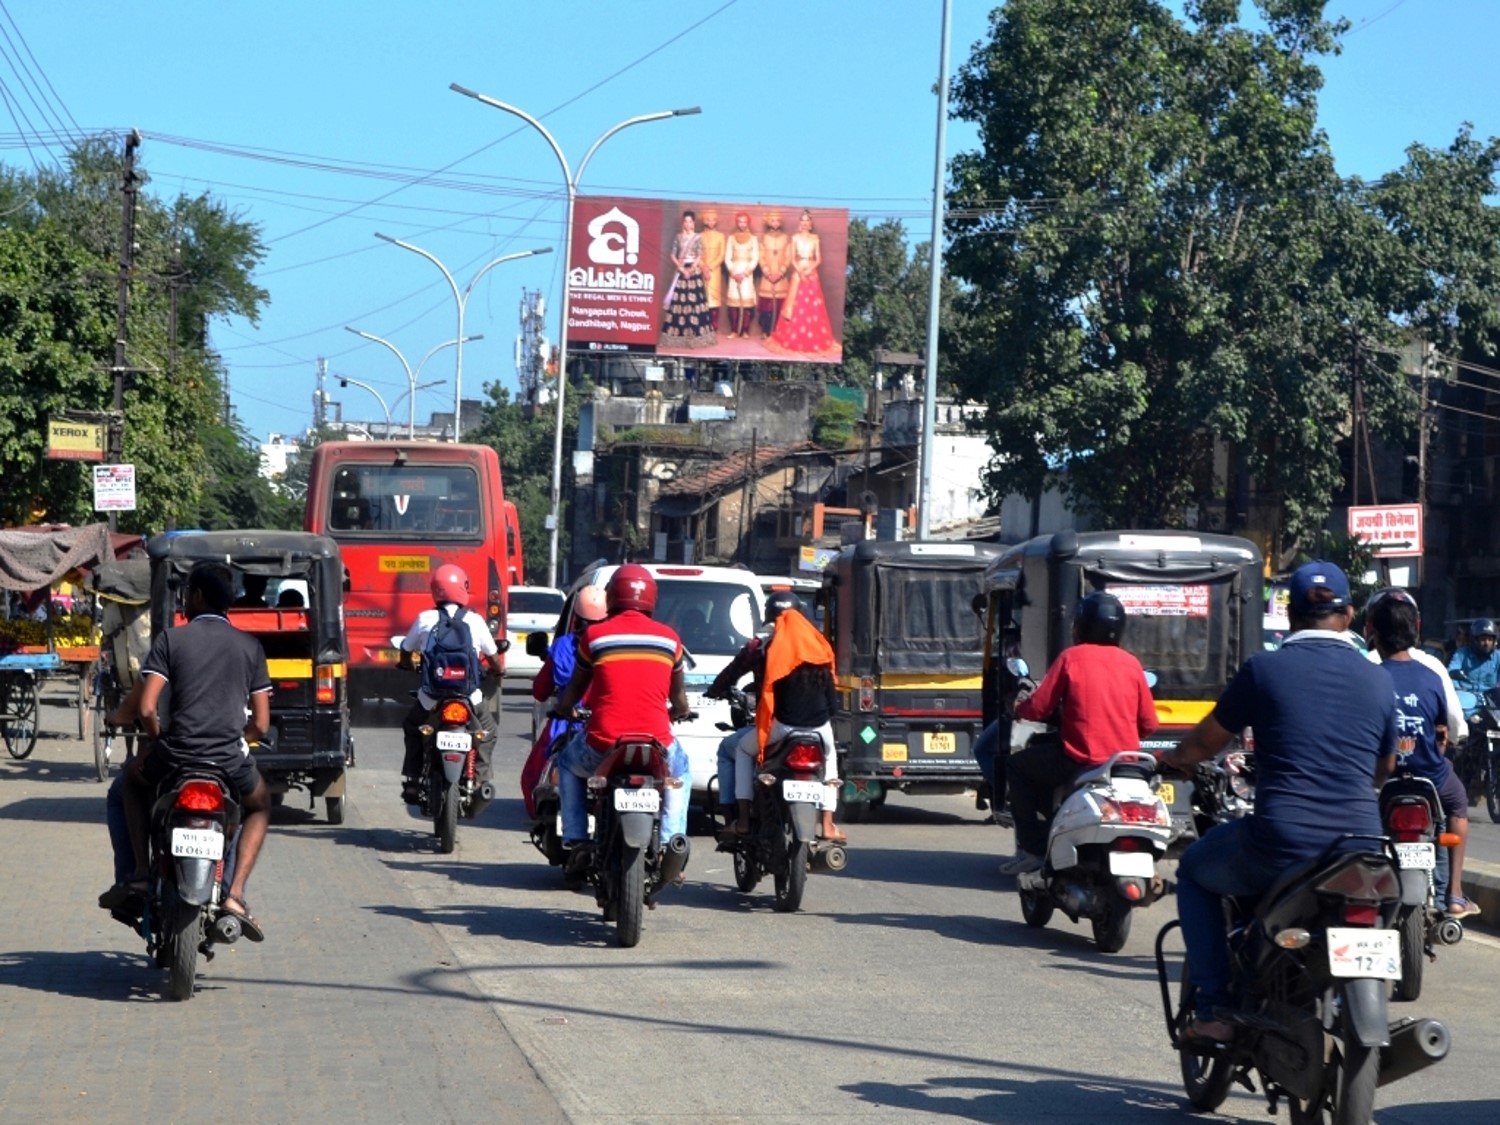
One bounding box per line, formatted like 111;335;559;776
1005;657;1030;679
525;631;551;658
1144;670;1159;689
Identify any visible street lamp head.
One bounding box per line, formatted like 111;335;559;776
672;107;703;117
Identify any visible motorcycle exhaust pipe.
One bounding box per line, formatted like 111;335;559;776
656;834;691;890
1378;1018;1450;1087
479;782;495;802
212;912;242;945
1057;882;1096;920
1434;917;1465;946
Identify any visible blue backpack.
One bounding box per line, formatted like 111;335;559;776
421;607;481;699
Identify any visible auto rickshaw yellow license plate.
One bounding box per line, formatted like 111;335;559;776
1158;782;1175;805
924;731;956;754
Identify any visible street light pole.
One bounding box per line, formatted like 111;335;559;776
345;327;479;438
372;236;550;442
390;378;447;431
450;82;701;587
337;374;393;438
918;0;952;541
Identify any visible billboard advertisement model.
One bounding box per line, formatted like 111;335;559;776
566;195;848;364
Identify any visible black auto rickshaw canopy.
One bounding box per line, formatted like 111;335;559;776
146;530;347;664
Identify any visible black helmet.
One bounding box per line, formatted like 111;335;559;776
1075;591;1126;645
1474;618;1498;640
765;589;801;624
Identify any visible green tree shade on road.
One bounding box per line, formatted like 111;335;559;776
945;0;1500;547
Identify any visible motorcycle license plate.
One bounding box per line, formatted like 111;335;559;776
170;827;223;860
1157;782;1175;806
614;788;660;813
1107;850;1155;878
1326;928;1401;980
782;779;825;804
1394;842;1436;871
435;730;470;751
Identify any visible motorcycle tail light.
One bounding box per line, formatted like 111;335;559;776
627;775;649;787
1114;837;1144;852
1343;903;1380;926
1098;797;1171;826
315;663;337;704
1274;928;1311;950
1315;858;1401;903
586;776;607;791
1386;801;1432;837
858;677;875;712
1121;880;1144;902
176;781;225;812
440;700;471;724
785;740;824;772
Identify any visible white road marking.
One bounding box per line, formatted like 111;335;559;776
1462;929;1500;952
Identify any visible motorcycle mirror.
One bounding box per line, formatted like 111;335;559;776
1005;656;1030;679
389;635;405;649
1144;670;1159;688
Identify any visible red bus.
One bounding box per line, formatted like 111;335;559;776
303;441;512;708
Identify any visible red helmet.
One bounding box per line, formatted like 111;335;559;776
430;563;470;607
607;564;657;614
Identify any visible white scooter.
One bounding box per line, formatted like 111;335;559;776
1008;657;1173;952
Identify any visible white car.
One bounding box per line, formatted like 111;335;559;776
504;585;565;680
572;563;766;809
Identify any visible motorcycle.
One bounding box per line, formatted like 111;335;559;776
112;770;249;1000
1380;770;1465;1002
393;636;496;854
1155;835;1451;1124
1007;658;1173;953
562;708;691;947
711;687;847;913
1450;676;1500;823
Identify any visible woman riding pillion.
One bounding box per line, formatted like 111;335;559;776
396;563;501;805
708;590;845;843
520;585;607;817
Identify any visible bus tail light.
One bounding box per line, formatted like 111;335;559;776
487;558;504;638
315;664;337;705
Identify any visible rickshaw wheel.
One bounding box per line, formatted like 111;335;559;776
77;661;94;741
2;674;39;760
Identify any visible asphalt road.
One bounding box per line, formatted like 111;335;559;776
2;681;1498;1123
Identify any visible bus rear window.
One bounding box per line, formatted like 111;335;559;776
328;465;483;535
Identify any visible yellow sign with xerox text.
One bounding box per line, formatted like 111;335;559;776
47;419;105;462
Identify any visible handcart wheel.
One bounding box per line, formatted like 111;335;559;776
2;673;40;760
78;661;95;742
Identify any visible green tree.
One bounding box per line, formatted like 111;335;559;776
945;0;1424;543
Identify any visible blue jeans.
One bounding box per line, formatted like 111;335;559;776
558;729;690;843
973;720;1005;807
715;728;746;810
108;770;240;888
1176;818;1281;1021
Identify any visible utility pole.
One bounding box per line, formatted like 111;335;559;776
108;129;142;531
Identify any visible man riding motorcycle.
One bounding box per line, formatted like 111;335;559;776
708;590;844;844
1001;591;1157;875
1160;561;1398;1046
397;563;501;805
1449;616;1500;692
552;564;693;849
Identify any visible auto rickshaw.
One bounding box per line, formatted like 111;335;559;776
147;531;354;823
979;529;1264;843
821;539;1003;820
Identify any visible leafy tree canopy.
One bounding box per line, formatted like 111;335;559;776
946;0;1500;544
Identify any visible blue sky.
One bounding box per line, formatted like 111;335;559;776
9;0;1497;442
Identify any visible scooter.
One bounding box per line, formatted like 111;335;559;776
1008;657;1173;953
1451;676;1500;824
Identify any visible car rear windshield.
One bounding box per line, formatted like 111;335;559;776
510;590;563;616
656;581;762;657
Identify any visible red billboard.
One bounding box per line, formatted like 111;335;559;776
566;195;848;364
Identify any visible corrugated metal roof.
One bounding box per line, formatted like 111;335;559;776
656;441;819;498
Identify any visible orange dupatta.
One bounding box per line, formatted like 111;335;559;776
756;610;835;760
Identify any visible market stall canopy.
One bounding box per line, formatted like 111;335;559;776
0;523;115;592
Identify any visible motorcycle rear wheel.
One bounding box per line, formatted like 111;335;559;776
1486;752;1500;824
616;846;645;948
773;821;808;914
1018;887;1053;928
1176;965;1233;1112
1392;906;1424;1002
436;781;458;854
167;900;201;1002
1288;1006;1379;1125
733;847;760;893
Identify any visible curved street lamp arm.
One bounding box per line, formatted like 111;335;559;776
450;84;573;186
576;107;700;183
345;326;414;383
463;247;553;303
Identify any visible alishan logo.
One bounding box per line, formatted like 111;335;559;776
572;205;655;292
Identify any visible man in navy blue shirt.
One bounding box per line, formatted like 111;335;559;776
1160;561;1397;1045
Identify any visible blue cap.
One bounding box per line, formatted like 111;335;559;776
1288;560;1350;617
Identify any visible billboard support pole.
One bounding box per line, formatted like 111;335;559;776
918;0;952;541
450;83;701;588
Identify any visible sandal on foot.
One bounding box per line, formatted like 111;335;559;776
221;894;265;942
820;829;849;845
1448;896;1481;919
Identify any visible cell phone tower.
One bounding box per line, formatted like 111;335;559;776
516;289;551;405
